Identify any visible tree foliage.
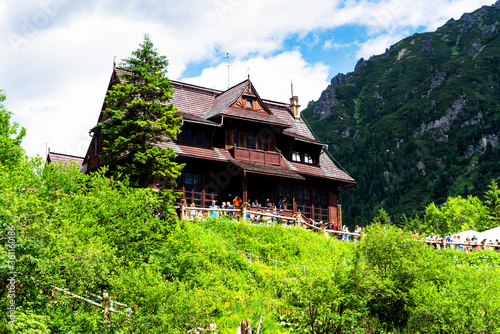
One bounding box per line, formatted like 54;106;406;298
101;34;183;189
423;195;487;234
0;90;25;169
484;179;500;226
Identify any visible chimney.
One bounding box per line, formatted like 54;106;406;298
290;96;300;118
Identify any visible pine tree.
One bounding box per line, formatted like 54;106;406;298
101;34;184;189
484;179;500;227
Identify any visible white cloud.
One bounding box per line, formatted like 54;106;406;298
0;0;497;159
355;31;410;59
182;51;330;105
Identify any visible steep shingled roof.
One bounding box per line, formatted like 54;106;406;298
95;68;354;184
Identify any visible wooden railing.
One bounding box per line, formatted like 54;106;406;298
178;201;500;250
87;154;106;170
424;238;500;251
231;147;281;166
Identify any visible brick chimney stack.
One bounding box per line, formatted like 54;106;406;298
290;96;300;118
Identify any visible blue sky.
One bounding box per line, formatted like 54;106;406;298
0;0;496;158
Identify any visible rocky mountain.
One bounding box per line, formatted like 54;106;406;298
302;1;500;226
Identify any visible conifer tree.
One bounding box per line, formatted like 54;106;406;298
484;179;500;226
101;34;184;189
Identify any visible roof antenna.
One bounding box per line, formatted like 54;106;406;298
246;68;250;80
291;79;294;97
113;56;117;69
225;53;230;89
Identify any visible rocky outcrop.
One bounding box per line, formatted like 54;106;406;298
426;72;446;97
461;13;479;28
468;41;483;55
465;134;500;158
416;96;466;136
419;36;433;53
354;58;367;74
312;71;354;120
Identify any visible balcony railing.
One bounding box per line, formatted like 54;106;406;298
231;147;281;166
87;154;106;171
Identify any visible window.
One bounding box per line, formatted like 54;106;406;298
195;131;207;147
247;130;256;149
180;129;208;148
184;172;203;207
292;151;301;162
278;185;293;209
181;129;193;145
246;99;253;108
296;187;311;218
262;132;269;151
304;153;313;164
313;191;328;222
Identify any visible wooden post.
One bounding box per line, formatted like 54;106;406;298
241;202;247;222
338;204;342;231
256;315;264;334
103;290;110;322
243;171;247;204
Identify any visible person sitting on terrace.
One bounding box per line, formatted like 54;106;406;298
265;198;272;208
188;202;197;220
221;202;227;215
252;199;261;207
209;200;219;218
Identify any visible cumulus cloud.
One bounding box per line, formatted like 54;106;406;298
0;0;497;158
182;51;330;105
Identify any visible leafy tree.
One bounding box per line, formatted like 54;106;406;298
484;179;500;227
423;196;487;234
101;34;184;189
0;90;25;168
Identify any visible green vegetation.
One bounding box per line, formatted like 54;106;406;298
303;3;500;227
0;91;25;169
2;150;500;332
101;34;183;190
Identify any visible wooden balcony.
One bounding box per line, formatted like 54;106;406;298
87;154;107;171
231;147;281;166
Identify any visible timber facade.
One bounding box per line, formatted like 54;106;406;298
82;68;356;225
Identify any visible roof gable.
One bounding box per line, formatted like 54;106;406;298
203;79;273;120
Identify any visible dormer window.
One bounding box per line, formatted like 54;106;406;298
246;99;253;108
292;151;301;162
304;153;313;164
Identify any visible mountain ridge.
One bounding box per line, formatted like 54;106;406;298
302;1;500;226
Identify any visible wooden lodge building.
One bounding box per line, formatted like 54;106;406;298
78;67;356;225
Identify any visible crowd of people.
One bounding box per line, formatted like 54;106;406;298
414;231;500;252
185;199;362;241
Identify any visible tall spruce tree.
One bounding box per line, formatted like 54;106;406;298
101;34;183;189
484;179;500;227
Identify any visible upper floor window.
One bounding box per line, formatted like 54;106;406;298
247;130;256;149
180;129;208;148
292;151;301;162
246;100;253;108
291;151;315;164
195;131;207;147
181;129;193;145
261;132;269;151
